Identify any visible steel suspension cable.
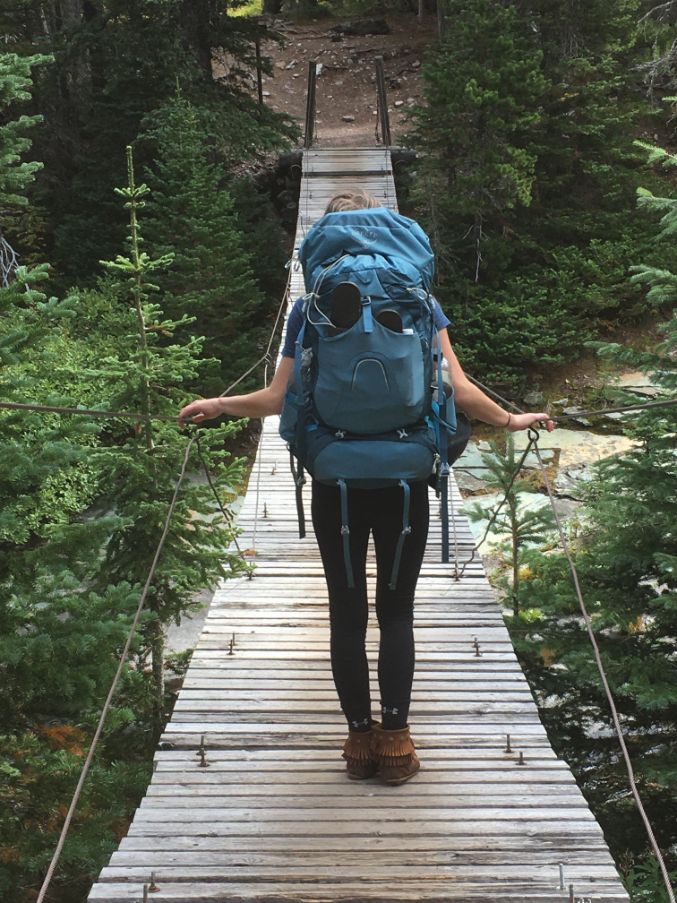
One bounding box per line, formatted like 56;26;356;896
466;374;677;423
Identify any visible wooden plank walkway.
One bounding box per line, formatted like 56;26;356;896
88;148;629;902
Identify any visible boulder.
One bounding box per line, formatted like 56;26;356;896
523;389;545;406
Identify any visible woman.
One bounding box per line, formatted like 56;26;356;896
180;189;554;786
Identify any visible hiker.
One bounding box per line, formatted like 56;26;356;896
179;189;554;786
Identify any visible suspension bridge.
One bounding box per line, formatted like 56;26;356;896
83;144;631;902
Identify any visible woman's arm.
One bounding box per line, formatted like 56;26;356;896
179;356;295;423
438;330;554;433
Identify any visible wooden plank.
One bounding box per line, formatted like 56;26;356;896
89;882;629;903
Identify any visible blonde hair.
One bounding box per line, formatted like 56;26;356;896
325;189;381;213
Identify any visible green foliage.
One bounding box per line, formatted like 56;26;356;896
510;138;677;879
143;95;271;395
0;729;151;902
1;0;297;283
0;118;253;900
408;0;548;278
466;435;555;616
0;52;50;208
407;0;663;389
85;148;249;732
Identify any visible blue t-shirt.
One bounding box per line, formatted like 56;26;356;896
281;296;451;358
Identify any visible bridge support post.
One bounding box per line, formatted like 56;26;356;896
375;56;391;147
304;60;317;148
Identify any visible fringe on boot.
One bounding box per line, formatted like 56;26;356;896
372;723;420;785
342;728;378;780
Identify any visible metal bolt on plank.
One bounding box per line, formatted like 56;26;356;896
569;885;574;903
149;872;159;891
229;633;236;655
263;502;268;519
559;863;565;890
473;636;482;657
198;746;209;768
516;750;526;766
504;733;512;753
142;885;148;903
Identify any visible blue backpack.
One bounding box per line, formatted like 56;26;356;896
279;206;458;589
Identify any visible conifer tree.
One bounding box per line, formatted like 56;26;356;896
408;0;548;290
143;94;268;396
514;140;677;890
466;435;555;617
0;53;151;900
0;51;50;283
0;0;296;283
407;0;662;389
93;146;249;733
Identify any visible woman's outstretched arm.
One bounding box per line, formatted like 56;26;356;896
179;356;295;423
438;330;554;433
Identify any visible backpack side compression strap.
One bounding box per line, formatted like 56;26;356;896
290;451;306;539
433;333;450;564
337;479;355;589
389;480;412;590
291;320;308;539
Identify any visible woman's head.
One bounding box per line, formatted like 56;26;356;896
325;189;381;214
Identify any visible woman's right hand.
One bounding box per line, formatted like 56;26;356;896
179;397;224;424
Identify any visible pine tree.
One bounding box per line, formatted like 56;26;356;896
513;139;677;892
408;0;549;291
143;94;268;396
406;0;663;389
0;0;297;284
0;51;50;283
0;54;151;900
93;147;249;733
466;435;555;617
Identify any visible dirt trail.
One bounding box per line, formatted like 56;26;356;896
258;13;437;147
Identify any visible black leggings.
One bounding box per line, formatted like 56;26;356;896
311;480;429;731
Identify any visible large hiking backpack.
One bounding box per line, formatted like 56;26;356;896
279;206;459;588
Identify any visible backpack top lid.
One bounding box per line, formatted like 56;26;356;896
299;206;435;295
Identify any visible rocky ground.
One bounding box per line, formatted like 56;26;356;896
245;12;437;146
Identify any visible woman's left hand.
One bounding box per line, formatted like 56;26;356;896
507;412;555;433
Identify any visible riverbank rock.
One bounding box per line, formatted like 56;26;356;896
513;428;635;469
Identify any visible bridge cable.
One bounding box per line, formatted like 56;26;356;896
460;377;676;903
466;374;677;422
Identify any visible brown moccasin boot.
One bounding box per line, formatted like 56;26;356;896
372;723;420;785
342;728;378;780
